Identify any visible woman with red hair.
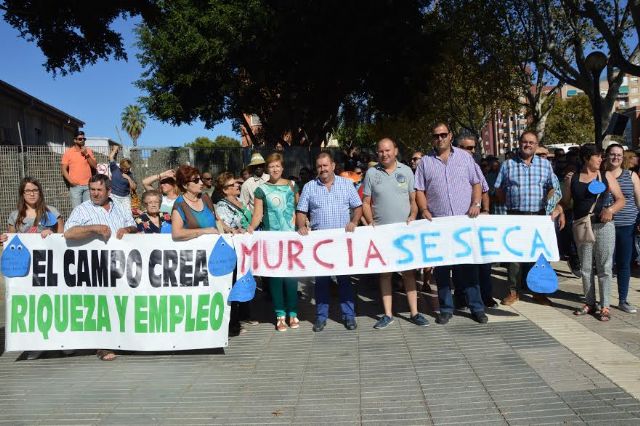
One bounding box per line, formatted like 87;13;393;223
171;165;219;240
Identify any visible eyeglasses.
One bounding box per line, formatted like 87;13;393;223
23;189;39;195
190;177;203;184
411;157;421;161
461;146;475;151
432;132;449;140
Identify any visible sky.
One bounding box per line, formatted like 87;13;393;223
0;16;238;147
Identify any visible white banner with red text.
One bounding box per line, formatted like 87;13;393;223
233;216;559;277
3;234;232;352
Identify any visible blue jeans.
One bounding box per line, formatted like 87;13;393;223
315;275;355;322
615;224;634;303
434;264;484;314
69;185;89;208
478;263;493;303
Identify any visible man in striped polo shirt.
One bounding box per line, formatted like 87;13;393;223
64;174;137;242
64;174;137;361
415;122;488;325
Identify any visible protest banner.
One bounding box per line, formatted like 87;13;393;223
233;215;559;277
3;215;558;350
3;234;233;352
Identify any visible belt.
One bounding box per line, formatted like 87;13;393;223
507;209;545;216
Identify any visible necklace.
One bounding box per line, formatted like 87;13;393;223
184;193;199;202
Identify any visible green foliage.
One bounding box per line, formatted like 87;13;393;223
135;0;434;146
544;95;594;145
121;105;147;147
185;136;241;148
1;0;158;75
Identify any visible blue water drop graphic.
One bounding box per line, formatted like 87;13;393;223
42;211;58;227
1;235;31;277
526;254;558;294
228;270;257;303
208;237;237;276
160;221;172;234
588;179;606;195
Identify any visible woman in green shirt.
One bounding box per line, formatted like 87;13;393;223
247;153;300;331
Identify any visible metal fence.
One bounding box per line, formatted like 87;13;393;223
0;145;338;231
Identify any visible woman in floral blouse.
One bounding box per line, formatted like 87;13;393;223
215;171;256;333
215;172;252;233
135;190;172;234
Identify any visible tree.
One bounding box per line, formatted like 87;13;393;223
185;136;241;148
0;0;158;75
515;0;627;145
121;105;147;147
565;0;640;77
432;2;521;142
136;0;435;147
544;95;595;145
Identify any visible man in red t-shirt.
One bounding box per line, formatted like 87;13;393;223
61;130;97;208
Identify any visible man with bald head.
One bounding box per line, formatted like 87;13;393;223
363;138;430;329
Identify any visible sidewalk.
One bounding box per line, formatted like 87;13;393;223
1;263;640;425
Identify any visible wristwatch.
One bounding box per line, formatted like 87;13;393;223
473;202;481;208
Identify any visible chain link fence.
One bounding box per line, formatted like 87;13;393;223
0;145;342;231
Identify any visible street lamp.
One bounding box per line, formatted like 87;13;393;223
584;51;608;149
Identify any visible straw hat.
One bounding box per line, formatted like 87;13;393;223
248;153;266;166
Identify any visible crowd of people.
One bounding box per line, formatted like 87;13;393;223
1;125;639;361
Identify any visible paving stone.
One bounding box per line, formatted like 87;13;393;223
2;265;640;424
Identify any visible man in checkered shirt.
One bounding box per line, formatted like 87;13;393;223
495;131;565;306
296;151;363;332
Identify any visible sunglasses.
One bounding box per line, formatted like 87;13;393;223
432;132;449;140
355;171;362;175
190;177;203;184
224;182;241;188
76;137;86;141
461;146;475;151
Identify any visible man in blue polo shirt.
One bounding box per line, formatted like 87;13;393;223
296;151;363;332
363;138;429;329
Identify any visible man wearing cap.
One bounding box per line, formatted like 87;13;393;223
61;130;97;208
240;153;269;212
495;131;564;306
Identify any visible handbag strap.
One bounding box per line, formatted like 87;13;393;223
587;171;602;214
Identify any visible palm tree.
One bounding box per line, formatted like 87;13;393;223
121;105;147;146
